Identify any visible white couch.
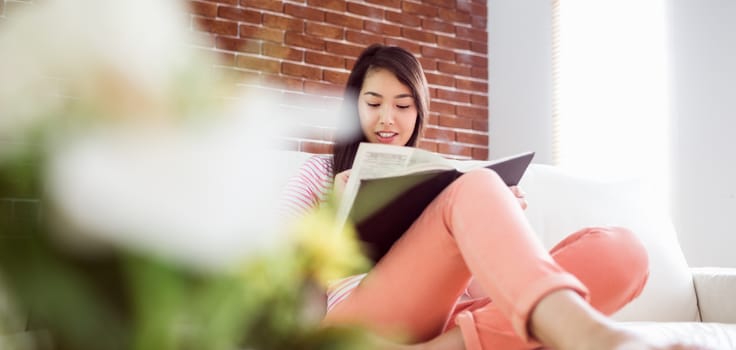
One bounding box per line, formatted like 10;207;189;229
518;164;736;348
282;151;736;348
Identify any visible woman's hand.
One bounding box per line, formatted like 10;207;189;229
509;185;527;210
333;169;352;200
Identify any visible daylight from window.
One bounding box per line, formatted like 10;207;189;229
556;0;670;193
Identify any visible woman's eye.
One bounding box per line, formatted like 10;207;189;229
397;105;411;109
367;103;380;107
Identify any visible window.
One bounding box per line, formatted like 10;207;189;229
552;0;670;191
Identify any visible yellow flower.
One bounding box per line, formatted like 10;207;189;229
291;208;370;287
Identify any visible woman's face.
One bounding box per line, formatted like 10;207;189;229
358;68;418;146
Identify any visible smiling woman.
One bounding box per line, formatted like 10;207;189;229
357;69;418;146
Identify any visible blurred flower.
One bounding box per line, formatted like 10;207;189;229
0;0;371;349
45;95;293;271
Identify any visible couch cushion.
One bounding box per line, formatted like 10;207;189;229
519;164;699;322
621;322;736;348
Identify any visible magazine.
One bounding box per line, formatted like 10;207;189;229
335;142;535;262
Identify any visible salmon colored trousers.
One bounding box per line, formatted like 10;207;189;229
322;169;649;350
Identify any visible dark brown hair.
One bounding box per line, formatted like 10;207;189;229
332;44;429;176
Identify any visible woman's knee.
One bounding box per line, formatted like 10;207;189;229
551;226;650;314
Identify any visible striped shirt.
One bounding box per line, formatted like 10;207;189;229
280;154;367;312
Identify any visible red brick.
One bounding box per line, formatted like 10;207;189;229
427;114;440;125
439;115;473;129
417;57;437;72
236;55;280;73
421;46;454;61
424;0;455;8
471;67;488;80
384;11;420;27
325;12;363;29
306;51;344;68
305;22;344;40
431;101;455;115
456;53;487;67
366;0;401;8
471;94;488;106
456;105;488;120
285;3;325;21
364;20;401;36
455;78;487;92
417;139;439;153
195;18;238;36
436;88;471;103
348;2;384;18
346;30;383;46
437;35;471;51
472;147;489;160
307;0;346;12
239;24;283;43
439;143;472;158
300;141;333;154
215;37;260;53
204;0;237;5
456;0;473;12
423;127;455;142
402;27;436;44
240;0;282;12
470;2;488;16
421;18;455;34
345;58;357;70
282;62;322;80
456;131;488;145
425;72;454;87
384;38;420;55
470;41;488;54
472;119;488;132
456;26;487;43
263;42;304;61
472;15;486;29
438;61;472;77
304;81;344;97
218;6;260;23
263;13;304;31
323;69;349;85
285;32;325;50
401;1;438;17
190;1;217;17
439;10;472;24
325;41;364;57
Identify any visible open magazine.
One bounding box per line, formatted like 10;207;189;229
335;142;535;262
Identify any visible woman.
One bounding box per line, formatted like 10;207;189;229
282;44;697;350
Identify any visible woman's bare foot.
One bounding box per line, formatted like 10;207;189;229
530;290;711;350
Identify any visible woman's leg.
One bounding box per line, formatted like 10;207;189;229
322;169;588;344
451;226;649;350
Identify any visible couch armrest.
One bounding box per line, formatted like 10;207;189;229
691;267;736;323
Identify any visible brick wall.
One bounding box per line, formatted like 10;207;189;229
189;0;489;159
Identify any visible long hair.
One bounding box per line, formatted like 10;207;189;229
332;44;429;176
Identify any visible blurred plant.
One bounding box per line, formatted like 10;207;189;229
0;1;370;349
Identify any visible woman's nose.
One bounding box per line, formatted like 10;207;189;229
378;105;394;125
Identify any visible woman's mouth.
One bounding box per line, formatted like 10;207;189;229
375;131;398;143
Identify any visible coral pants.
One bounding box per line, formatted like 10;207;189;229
322;169;649;350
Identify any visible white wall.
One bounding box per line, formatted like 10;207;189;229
487;0;554;164
668;0;736;267
487;0;736;267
